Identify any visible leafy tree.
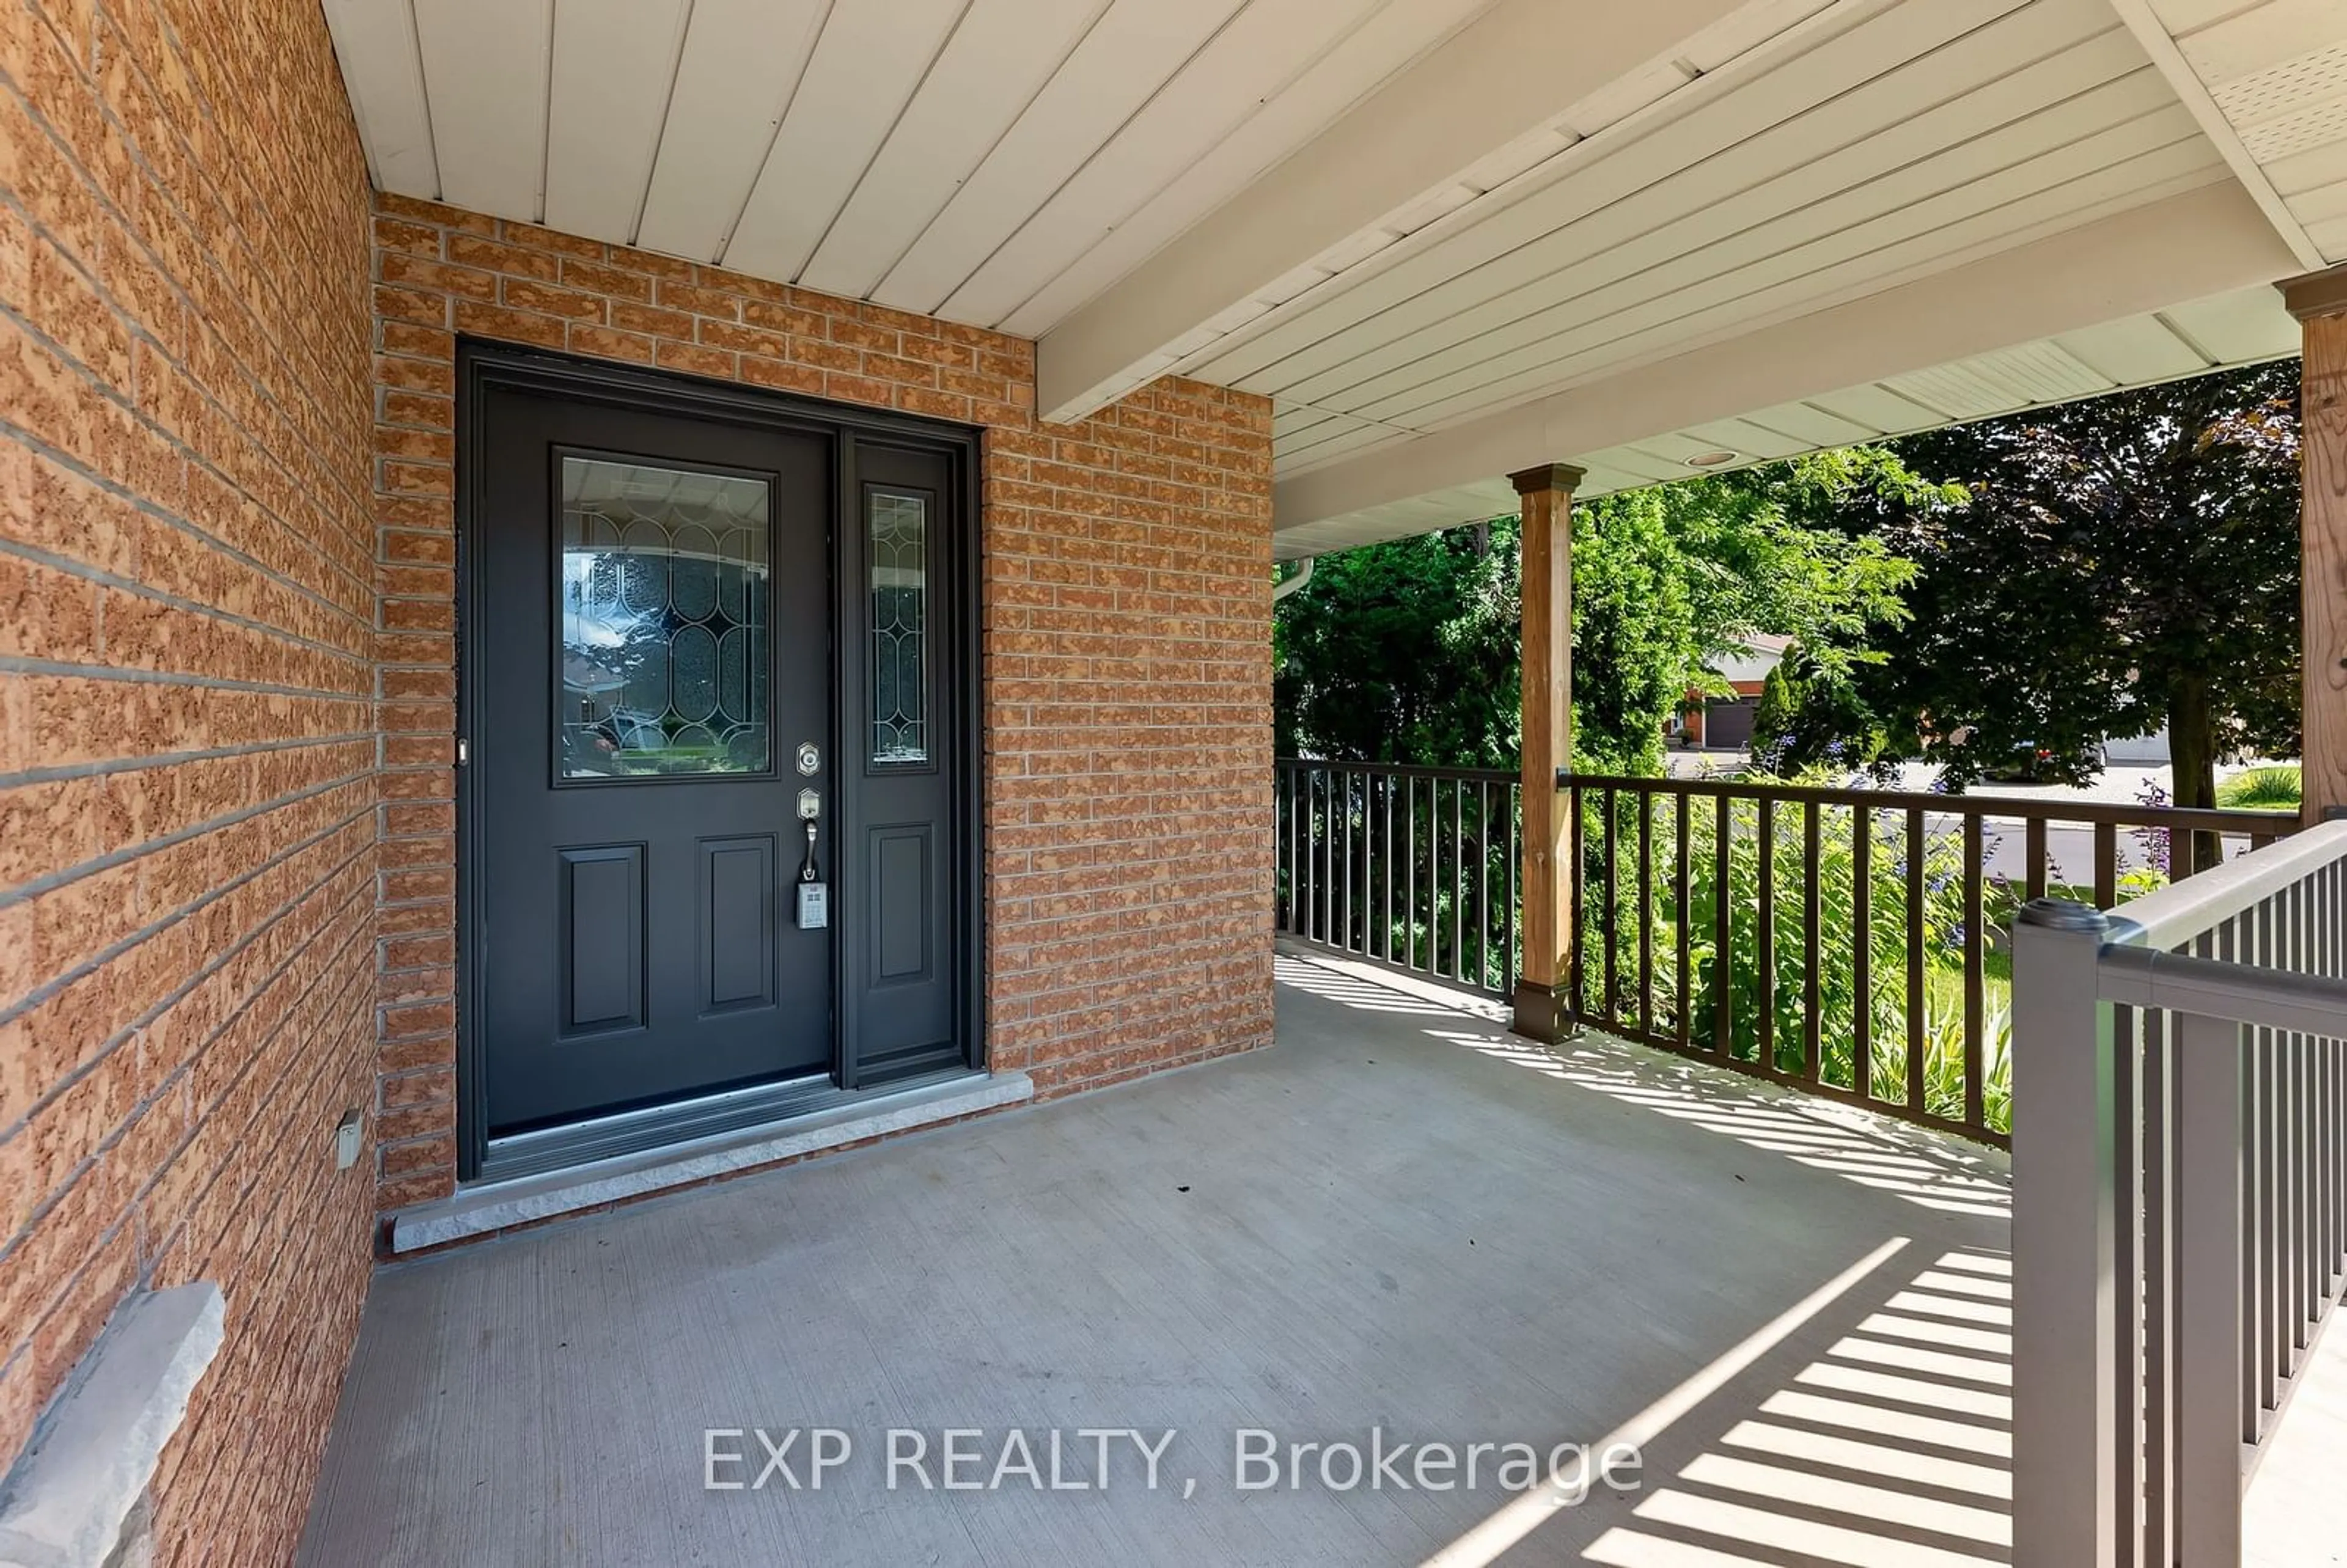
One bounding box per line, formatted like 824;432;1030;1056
1748;641;1910;777
1751;664;1796;760
1274;454;1923;773
1567;487;1699;775
1854;362;2302;813
1272;524;1517;768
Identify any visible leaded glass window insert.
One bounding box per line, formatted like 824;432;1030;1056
869;489;928;765
559;456;771;779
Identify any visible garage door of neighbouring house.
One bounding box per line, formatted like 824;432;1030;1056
1705;697;1758;750
459;347;977;1181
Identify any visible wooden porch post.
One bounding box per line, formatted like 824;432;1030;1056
1512;462;1585;1042
2286;266;2347;824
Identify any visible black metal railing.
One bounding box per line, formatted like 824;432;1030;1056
1274;761;1519;1000
1274;757;2301;1145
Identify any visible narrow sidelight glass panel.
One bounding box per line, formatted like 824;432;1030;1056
559;456;771;779
869;489;928;765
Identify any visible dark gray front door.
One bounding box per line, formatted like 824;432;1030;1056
476;388;832;1134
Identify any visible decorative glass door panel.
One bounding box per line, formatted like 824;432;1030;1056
559;457;771;780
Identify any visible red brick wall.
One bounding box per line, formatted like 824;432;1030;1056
0;0;375;1563
369;196;1276;1218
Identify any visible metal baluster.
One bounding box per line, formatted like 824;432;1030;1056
1451;780;1465;985
1713;792;1732;1055
1802;799;1821;1083
1478;781;1492;995
1370;774;1389;967
1963;812;1986;1134
1569;782;1586;1023
2260;895;2283;1413
1603;786;1620;1028
1506;782;1519;998
1854;805;1873;1098
1675;791;1692;1050
1638;789;1655;1041
1321;768;1336;946
1406;777;1419;972
1906;805;1926;1114
2142;1002;2174;1567
1756;799;1774;1069
1343;769;1356;956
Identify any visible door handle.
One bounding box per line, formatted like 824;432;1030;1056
795;808;828;929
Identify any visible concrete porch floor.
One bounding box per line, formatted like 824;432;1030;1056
301;952;2053;1566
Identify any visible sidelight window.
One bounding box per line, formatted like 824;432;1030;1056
868;489;928;766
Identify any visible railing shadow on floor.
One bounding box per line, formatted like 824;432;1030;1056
1276;757;2297;1154
1277;950;2016;1567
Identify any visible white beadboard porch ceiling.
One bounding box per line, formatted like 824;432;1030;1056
325;0;2316;563
321;0;1500;330
1269;280;2301;558
1232;0;2238;475
2107;0;2347;270
1224;0;2313;555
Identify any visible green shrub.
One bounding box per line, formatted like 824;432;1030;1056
1574;772;2128;1136
2216;764;2301;810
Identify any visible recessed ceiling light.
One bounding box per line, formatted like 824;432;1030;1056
1684;450;1738;469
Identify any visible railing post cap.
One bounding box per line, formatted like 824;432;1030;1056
2016;895;2109;932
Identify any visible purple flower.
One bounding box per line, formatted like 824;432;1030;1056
2131;779;2172;877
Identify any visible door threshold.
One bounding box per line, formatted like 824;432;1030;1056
390;1069;1032;1255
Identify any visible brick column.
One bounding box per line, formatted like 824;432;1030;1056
2286;266;2347;824
1511;462;1585;1042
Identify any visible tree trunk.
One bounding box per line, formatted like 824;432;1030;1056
2168;676;2219;873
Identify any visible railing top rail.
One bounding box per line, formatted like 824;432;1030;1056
1274;758;1521;785
2096;943;2347;1035
1551;767;2296;834
2090;815;2347;954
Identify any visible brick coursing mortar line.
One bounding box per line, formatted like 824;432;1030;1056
0;526;375;675
0;893;376;1460
0;0;378;1551
0;882;375;1291
138;898;378;1247
0;387;372;653
0;243;372;615
0;656;373;701
0;132;373;621
0;23;376;533
0;797;375;1129
0;758;375;910
0;732;374;792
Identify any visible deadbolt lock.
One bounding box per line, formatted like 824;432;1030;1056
796;741;820;776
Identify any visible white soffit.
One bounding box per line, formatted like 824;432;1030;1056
1028;0;1790;419
322;0;1499;332
2103;0;2347;267
1269;280;2299;560
1240;0;2253;485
